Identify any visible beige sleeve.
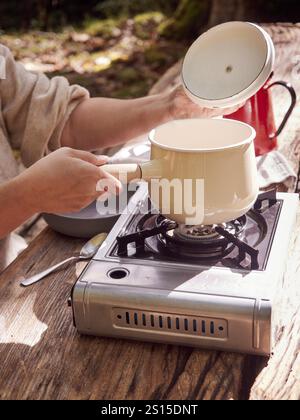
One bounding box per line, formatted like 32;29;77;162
0;45;90;167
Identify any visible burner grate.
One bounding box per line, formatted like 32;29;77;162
117;217;177;255
215;226;259;270
254;189;277;211
114;190;281;271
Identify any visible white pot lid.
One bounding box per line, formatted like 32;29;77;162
182;21;275;109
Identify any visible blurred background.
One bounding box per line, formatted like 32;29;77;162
0;0;299;99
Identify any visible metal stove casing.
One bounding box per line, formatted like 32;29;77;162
71;184;298;356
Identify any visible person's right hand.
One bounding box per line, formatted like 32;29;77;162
20;147;122;214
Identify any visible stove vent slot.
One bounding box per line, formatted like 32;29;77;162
113;309;227;339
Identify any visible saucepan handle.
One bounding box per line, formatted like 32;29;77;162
266;81;297;138
101;160;164;183
101;164;142;182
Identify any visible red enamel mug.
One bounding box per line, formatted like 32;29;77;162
225;74;297;156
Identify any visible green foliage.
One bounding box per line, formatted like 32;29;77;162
113;80;151;99
118;67;139;83
159;0;210;40
94;0;179;19
0;0;179;31
84;17;124;38
144;46;169;68
133;12;165;40
1;0;300;32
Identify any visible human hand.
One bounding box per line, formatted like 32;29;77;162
20;147;122;214
167;85;244;120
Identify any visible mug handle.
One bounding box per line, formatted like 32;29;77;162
266;81;297;138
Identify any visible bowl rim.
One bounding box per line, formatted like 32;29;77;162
149;118;256;153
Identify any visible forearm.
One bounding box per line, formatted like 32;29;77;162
0;176;36;239
61;92;172;151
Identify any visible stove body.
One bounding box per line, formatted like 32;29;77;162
71;184;298;355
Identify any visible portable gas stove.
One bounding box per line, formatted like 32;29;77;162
71;183;298;355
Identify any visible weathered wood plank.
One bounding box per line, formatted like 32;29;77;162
250;208;300;400
0;228;265;400
250;23;300;401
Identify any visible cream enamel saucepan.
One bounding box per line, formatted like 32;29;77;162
102;118;259;226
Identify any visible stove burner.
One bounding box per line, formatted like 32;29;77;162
156;216;246;260
114;189;280;271
174;224;227;241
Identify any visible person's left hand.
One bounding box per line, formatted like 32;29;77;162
168;85;244;120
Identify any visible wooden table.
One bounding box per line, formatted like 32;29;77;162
0;23;299;401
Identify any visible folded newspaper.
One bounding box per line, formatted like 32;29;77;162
111;138;297;192
256;150;297;191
